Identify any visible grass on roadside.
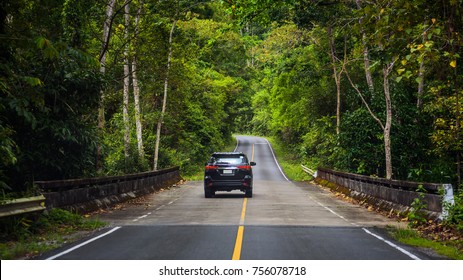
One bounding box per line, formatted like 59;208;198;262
0;208;106;259
387;226;463;259
265;136;313;182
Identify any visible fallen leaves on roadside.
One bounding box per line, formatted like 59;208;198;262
411;221;463;253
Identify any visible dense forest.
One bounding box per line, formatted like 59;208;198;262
1;0;462;196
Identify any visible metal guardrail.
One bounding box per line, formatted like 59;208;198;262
301;165;317;177
0;195;46;218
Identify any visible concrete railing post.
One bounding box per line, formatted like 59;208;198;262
440;184;455;220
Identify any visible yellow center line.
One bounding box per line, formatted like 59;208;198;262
232;197;247;260
239;197;247;225
232;144;254;260
232;226;244;260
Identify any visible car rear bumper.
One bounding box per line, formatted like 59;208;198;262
204;176;252;192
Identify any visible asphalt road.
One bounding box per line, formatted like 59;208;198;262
41;136;441;260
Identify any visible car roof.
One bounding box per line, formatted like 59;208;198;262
211;152;246;156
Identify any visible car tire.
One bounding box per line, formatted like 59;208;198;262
245;189;253;198
205;189;214;198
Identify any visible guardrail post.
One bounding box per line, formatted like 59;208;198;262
301;165;317;178
440;184;455;220
0;195;46;218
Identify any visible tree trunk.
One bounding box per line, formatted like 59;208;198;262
456;68;461;189
123;2;131;159
328;26;342;135
383;63;393;179
355;0;374;93
133;2;144;159
154;20;177;171
97;0;116;171
344;61;394;179
132;58;145;158
362;35;374;93
132;60;144;158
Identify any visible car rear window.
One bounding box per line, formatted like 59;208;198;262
210;155;248;165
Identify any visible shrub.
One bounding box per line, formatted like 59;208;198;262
444;191;463;231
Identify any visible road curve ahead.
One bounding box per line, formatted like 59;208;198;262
41;136;438;260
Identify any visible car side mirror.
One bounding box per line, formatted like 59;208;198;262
250;162;256;166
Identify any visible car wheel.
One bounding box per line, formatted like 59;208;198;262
205;189;214;198
245;189;253;198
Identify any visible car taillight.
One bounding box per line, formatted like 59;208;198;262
205;165;218;170
238;165;252;170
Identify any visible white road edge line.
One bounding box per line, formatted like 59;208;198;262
362;228;421;260
234;138;240;152
313;196;420;260
234;136;289;180
314;199;356;225
133;213;151;222
264;138;290;181
46;226;122;260
321;203;348;221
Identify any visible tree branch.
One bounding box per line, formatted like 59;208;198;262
343;64;385;131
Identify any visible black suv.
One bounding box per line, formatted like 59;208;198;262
204;152;256;198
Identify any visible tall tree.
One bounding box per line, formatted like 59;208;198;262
123;1;131;160
132;1;145;159
327;25;344;135
154;18;176;171
292;0;349;135
355;0;374;93
98;0;117;171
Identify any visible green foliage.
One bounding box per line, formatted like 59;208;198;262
222;0;292;26
300;116;338;169
445;191;463;231
408;185;428;228
103;111;149;175
388;226;463;260
338;108;384;175
239;0;463;187
0;0;252;190
100;3;251;176
0;123;17;192
0;0;103;194
2;0;463;197
0;208;106;259
266;136;313;181
0;208;104;242
251;89;272;135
